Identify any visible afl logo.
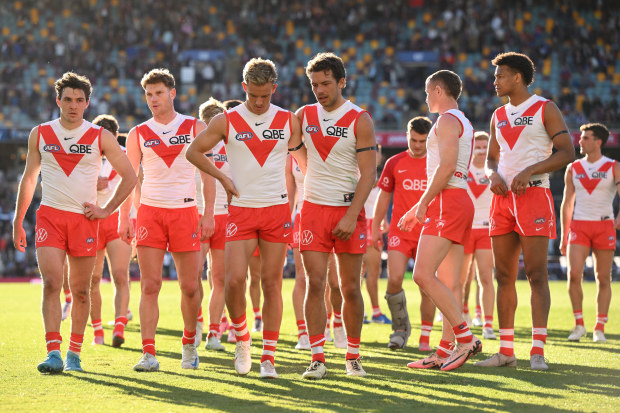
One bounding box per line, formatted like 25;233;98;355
235;132;253;141
43;144;61;152
86;237;95;244
226;223;238;237
192;232;198;239
497;120;508;128
300;230;313;245
283;221;292;229
359;233;366;240
534;218;546;224
388;236;400;247
136;226;148;241
36;228;48;243
305;125;320;134
144;138;161;148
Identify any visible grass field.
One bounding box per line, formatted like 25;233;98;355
0;278;618;412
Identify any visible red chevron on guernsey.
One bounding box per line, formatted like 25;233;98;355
467;171;487;199
214;144;227;169
39;124;100;177
495;100;545;150
227;110;289;167
138;118;195;168
572;161;614;194
305;106;359;161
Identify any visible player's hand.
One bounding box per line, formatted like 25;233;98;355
118;216;134;244
510;168;533;196
398;204;420;232
488;171;509;196
371;224;383;249
559;237;567;256
198;213;215;241
12;223;27;252
220;176;239;206
97;177;109;191
615;215;620;230
332;213;357;241
83;202;109;220
381;219;390;234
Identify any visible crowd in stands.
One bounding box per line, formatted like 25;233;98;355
0;0;618;131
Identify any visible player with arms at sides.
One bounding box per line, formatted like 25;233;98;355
13;72;136;373
297;52;376;379
124;68;213;372
560;123;619;343
186;58;305;378
400;70;481;372
372;116;437;351
475;52;575;370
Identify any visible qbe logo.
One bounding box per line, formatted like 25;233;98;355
226;223;238;237
136;226;148;242
300;230;313;245
36;228;48;243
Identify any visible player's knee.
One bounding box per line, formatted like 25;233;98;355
306;275;325;294
141;278;162;296
226;275;246;292
179;278;198;297
42;277;62;295
595;273;611;288
340;283;361;301
526;271;548;287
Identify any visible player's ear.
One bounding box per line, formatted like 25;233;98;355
170;88;176;100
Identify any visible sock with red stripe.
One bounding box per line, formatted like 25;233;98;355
261;330;279;364
182;329;196;345
530;327;547;356
230;314;251;342
309;334;326;363
296;319;308;339
113;316;128;338
475;305;482;319
372;306;382;317
64;289;72;303
499;328;514;357
462;303;470;315
573;310;584;326
142;339;156;356
452;322;473;344
197;307;204;323
594;314;608;332
45;332;62;353
483;316;493;329
207;323;220;339
253;307;262;321
326;313;332;329
435;339;453;358
92;319;104;338
419;320;433;347
345;336;361;360
68;333;84;354
333;311;343;329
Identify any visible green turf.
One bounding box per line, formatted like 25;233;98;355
0;278;618;412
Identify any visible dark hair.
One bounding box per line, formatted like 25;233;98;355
408;116;432;135
223;99;243;109
492;52;536;86
140;68;175;90
427;70;462;100
580;122;610;146
92;114;119;135
306;52;346;82
116;132;127;147
55;72;92;101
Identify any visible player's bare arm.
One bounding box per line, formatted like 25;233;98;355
285;155;297;214
371;189;391;248
12;126;42;252
333;112;376;241
615;161;620;229
186;113;239;205
193;119;216;241
485;116;509;196
288;111;307;174
559;166;576;255
510;102;576;196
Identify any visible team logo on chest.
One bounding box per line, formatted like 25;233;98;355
39;124;99;177
304;106;360;161
572;161;614;194
495;100;545;150
139;119;195;168
228;110;290;167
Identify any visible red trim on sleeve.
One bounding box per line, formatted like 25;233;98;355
442;111;464;138
541;100;549;127
36;125;40;148
98;127;103;153
353;110;370;137
288;111;292;134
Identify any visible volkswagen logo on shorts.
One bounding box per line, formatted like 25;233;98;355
235;132;253;141
144;138;161;148
226;223;238;237
86;237;95;244
569;231;577;241
43;144;61;152
305;125;320;134
136;226;148;241
293;232;300;244
300;230;313;245
36;228;48;243
388;236;400;247
436;219;446;229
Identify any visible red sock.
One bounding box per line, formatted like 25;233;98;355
261;330;279;364
333;311;343;329
594;314;608;332
531;327;547;356
419;320;433;346
207;323;219;339
483;316;493;329
45;332;62;353
326;313;332;329
573;310;584;326
230;314;251;342
435;339;452;358
296;319;308;338
113;316;128;338
64;289;72;303
345;336;360;360
142;339;155;356
475;305;482;318
372;306;382;317
182;329;196;345
92;319;104;338
68;333;84;354
309;334;326;363
197;307;204;323
253;307;262;320
499;328;514;357
452;322;473;344
462;303;469;315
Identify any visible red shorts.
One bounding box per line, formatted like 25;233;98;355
299;201;367;254
226;203;292;244
135;204;200;252
464;227;492;254
292;212;301;249
489;187;556;239
568;220;616;250
35;205;99;257
387;228;419;259
204;214;228;250
97;211;120;250
421;188;473;245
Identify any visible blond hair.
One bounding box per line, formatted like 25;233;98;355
242;58;278;85
140;68;175;90
474;131;489;141
199;97;226;123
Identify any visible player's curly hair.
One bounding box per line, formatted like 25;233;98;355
492;52;536;86
306;52;346;83
55;72;92;101
140;68;175;90
408;116;432;135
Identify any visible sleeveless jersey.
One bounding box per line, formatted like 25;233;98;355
493;94;551;188
378;152;427;226
212;140;231;215
136;113;198;209
302;100;367;206
195;169;204;215
364;186;380;217
427;109;473;189
38;119;102;214
466;164;493;228
291;155;305;213
97;146;125;209
224;103;292;208
571;156;617;221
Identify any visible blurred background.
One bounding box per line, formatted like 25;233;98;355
0;0;618;278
